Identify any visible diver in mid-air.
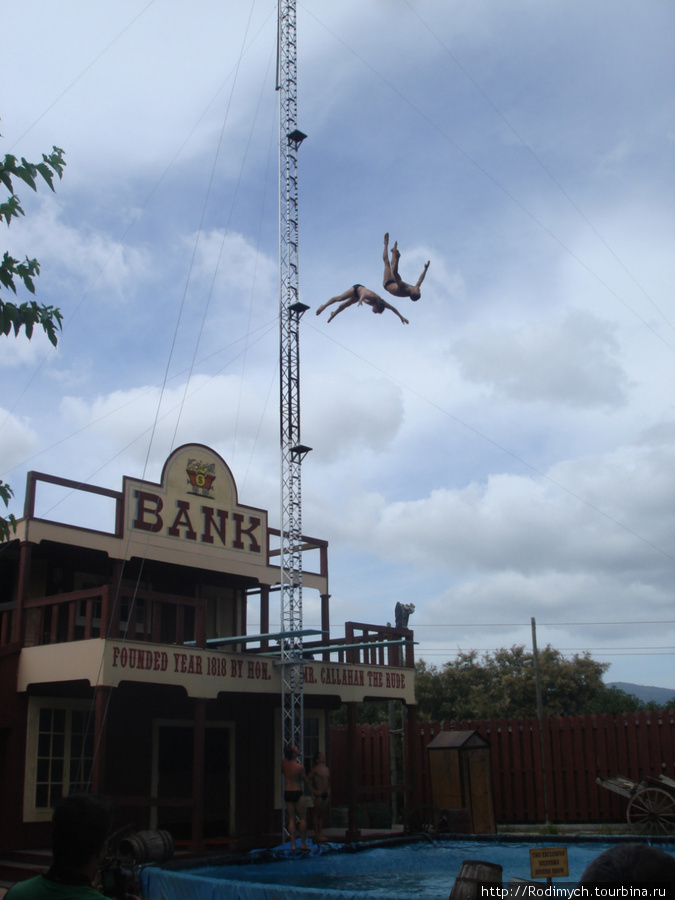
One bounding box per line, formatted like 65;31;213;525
382;232;430;301
316;283;409;324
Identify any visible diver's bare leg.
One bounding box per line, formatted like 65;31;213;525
327;298;358;322
316;288;354;316
382;233;394;287
390;241;401;279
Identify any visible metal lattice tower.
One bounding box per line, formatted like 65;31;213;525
277;0;309;763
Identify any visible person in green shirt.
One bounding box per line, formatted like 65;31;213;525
6;794;114;900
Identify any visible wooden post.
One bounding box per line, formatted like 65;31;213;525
405;703;422;812
260;585;270;651
320;593;330;657
13;541;33;644
191;699;206;851
531;617;550;824
91;686;111;795
346;702;361;840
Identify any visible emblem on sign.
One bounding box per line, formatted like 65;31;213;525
185;459;216;496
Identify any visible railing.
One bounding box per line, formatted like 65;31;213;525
13;588;415;670
20;586;206;647
300;621;415;669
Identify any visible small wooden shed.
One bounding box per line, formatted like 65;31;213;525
427;730;496;834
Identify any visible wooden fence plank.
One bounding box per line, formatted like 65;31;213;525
329;706;675;825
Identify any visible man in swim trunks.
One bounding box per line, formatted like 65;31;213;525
316;283;409;324
308;752;331;842
281;744;311;850
382;232;429;301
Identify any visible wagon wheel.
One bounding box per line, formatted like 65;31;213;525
627;787;675;834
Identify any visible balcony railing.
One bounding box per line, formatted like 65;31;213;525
301;621;415;668
19;586;204;647
7;586;415;669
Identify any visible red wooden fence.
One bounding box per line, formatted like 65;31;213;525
330;709;675;824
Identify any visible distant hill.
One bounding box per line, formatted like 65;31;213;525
608;682;675;705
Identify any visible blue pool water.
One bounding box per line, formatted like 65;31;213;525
141;837;675;900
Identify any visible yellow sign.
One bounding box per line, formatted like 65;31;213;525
529;847;569;879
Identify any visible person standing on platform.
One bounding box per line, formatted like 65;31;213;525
309;752;331;842
282;744;311;850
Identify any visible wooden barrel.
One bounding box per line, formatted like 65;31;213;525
449;859;503;900
119;829;174;863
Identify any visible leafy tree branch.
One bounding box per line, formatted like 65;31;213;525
1;142;66;541
0;146;65;346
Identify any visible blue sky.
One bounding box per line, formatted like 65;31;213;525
2;0;674;690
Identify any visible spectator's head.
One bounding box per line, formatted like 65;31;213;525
51;794;114;871
578;843;675;888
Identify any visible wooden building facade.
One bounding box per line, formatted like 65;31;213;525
0;444;418;851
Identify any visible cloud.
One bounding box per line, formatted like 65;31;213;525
4;195;148;302
0;406;40;475
324;423;675;587
305;374;404;462
452;309;629;407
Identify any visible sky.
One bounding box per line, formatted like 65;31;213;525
2;0;674;692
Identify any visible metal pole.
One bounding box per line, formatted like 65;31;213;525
277;0;309;835
531;616;550;824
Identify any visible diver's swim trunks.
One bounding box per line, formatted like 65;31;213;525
284;790;303;803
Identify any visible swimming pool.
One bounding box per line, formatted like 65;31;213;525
141;836;675;900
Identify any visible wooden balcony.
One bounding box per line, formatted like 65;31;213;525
4;585;415;670
19;585;204;648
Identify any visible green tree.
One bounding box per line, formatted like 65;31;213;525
412;644;644;721
1;144;66;541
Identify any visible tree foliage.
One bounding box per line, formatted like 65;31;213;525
1;146;65;345
414;645;661;721
1;143;66;541
0;480;16;543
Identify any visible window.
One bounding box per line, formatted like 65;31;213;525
24;698;94;822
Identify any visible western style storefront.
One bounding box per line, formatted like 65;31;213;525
0;444;419;851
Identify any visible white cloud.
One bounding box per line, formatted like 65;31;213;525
305;374;404;462
4;195;149;302
453;309;629;407
0;407;40;474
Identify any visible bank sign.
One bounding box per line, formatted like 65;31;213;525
123;444;267;570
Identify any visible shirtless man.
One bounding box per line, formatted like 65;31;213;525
308;752;331;842
316;284;409;324
382;232;429;301
281;744;311;850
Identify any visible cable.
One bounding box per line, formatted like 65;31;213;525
169;2;262;455
308;320;675;564
299;4;675;355
401;0;674;335
8;2;157;152
1;7;277;440
412;620;675;628
22;318;278;520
